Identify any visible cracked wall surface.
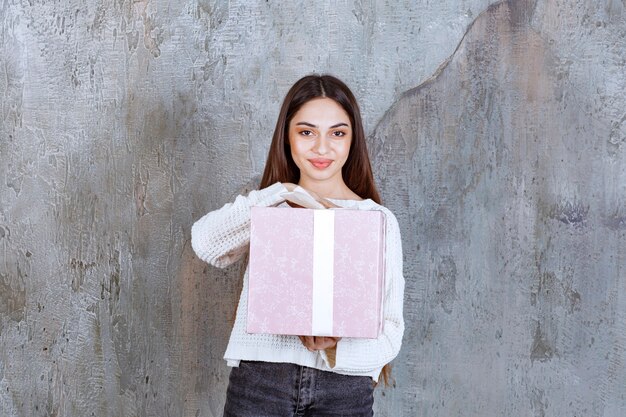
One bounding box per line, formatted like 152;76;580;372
372;1;626;415
1;0;625;416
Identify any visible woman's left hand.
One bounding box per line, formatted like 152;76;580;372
298;336;341;351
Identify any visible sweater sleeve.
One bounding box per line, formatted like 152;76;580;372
191;182;288;268
319;208;405;375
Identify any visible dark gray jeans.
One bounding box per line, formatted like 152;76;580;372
223;361;375;417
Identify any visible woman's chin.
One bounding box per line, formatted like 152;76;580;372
300;170;340;183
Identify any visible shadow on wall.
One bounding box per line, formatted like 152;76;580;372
369;0;625;415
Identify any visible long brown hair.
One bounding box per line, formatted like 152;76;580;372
259;74;392;386
260;74;381;204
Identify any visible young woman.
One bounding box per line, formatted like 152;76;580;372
191;75;405;416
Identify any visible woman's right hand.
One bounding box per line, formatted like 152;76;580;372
281;183;339;209
282;182;298;192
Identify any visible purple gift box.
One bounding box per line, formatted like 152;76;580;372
247;206;386;338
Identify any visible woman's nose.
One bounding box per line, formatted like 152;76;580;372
313;135;329;154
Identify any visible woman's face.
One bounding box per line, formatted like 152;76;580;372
288;97;352;186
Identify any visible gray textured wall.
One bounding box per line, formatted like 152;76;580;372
1;0;624;416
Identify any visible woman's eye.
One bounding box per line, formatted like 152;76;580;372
300;130;313;136
332;131;346;137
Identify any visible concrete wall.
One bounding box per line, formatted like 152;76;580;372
0;0;624;416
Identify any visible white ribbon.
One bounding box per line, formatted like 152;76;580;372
312;210;334;335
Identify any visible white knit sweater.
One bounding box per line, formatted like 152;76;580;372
191;182;405;381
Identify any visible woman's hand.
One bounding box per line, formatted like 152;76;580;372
282;182;298;192
298;336;341;351
282;183;339;209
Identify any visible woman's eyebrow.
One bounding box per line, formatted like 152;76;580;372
294;122;350;129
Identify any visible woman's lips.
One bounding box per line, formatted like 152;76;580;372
309;158;333;169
